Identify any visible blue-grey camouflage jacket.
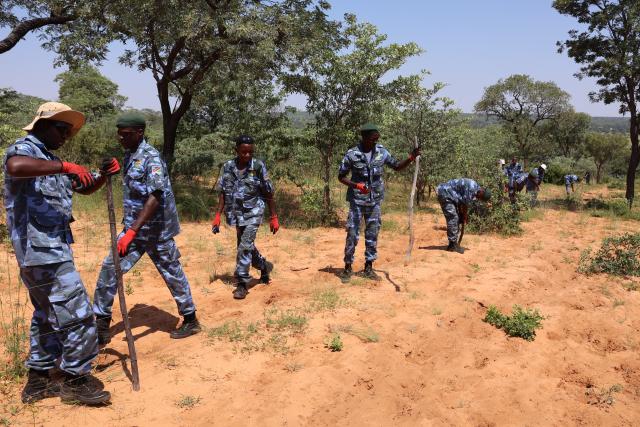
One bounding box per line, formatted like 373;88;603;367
3;135;75;267
436;178;480;207
564;174;579;185
338;143;400;206
215;158;274;226
504;162;523;177
122;140;180;241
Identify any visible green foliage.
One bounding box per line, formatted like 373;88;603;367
578;233;640;276
539;110;591;157
584;132;629;183
484;305;545;341
325;333;343;352
55;64;126;121
467;176;527;236
309;289;343;311
586;197;640;220
474;74;572;163
264;308;308;334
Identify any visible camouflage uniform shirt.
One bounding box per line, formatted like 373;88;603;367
216;158;274;227
123;140;180;241
564;174;579;185
436;178;480;207
3;135;74;267
338;143;400;207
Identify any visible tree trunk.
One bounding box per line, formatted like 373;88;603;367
596;163;602;184
626;114;639;207
321;146;333;223
157;79;192;175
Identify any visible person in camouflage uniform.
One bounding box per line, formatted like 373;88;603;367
4;102;116;405
337;123;420;282
436;178;491;254
564;174;581;194
211;135;279;300
93;112;200;344
524;164;546;206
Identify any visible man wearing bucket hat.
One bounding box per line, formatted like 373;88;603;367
436;178;491;254
337;123;420;282
525;164;546;206
93;111;200;345
4;102;118;405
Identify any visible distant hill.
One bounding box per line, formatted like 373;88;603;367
465;113;629;133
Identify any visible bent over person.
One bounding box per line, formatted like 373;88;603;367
436;178;491;254
4;102;114;405
93;112;200;345
211;135;279;300
338;123;419;282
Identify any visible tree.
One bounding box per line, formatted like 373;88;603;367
584;132;629;183
49;0;336;173
282;14;422;221
540;109;591;157
55;64;127;121
554;0;640;205
0;1;111;55
387;84;463;205
474;74;572;166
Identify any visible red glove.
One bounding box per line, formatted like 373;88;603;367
354;183;370;194
270;215;280;234
409;147;421;161
211;212;221;234
60;161;93;187
100;157;121;176
117;229;137;256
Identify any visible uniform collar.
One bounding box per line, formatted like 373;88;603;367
356;142;379;156
129;139;149;160
24;134;54;156
234;157;254;174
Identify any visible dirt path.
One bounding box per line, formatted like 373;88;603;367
1;189;640;426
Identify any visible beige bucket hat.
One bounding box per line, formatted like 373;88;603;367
22;102;85;138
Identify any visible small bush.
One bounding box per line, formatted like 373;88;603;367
578;233;640;276
468;191;527;236
325;333;343;352
483;305;545;341
586;198;639;220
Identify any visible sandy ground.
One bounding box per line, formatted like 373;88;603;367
1;185;640;426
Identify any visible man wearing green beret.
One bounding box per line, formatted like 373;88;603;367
93;112;200;345
337;123;420;281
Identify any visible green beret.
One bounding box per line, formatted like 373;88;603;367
116;111;146;128
360;122;380;132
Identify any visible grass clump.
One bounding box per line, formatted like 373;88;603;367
484;305;544;341
176;395;201;409
578;233;640;276
264;308;308;334
586;384;623;406
309;289;343;312
325;333;343;352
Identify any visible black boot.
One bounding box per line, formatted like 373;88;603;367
446;241;464;254
21;369;59;404
338;263;353;283
60;373;111;405
233;283;248;299
362;261;380;280
170;312;202;339
96;315;111;346
260;261;274;284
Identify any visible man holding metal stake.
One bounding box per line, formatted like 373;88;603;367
93;112;200;346
4;102;113;405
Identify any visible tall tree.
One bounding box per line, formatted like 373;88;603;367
584;132;629;183
55;64;127;121
474;74;572;166
540;109;591;157
554;0;640;206
50;0;336;172
282;14;422;220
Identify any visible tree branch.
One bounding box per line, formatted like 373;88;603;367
0;14;76;54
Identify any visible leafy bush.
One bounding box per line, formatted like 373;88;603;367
325;333;343;352
578;233;640;276
467;177;528;236
484;305;545;341
586;198;638;220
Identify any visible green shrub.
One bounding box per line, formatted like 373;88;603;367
483;305;545;341
578;233;640;276
467;184;527;236
325;333;343;352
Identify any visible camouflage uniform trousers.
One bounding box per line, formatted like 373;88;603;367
93;235;195;317
344;202;382;264
438;197;460;243
20;261;98;375
235;224;268;285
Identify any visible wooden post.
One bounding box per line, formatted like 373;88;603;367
105;175;140;391
405;136;420;262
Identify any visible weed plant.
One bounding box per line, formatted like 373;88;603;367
325;333;343;352
484;305;545;341
578;233;640;276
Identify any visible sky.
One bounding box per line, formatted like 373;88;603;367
0;1;622;117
